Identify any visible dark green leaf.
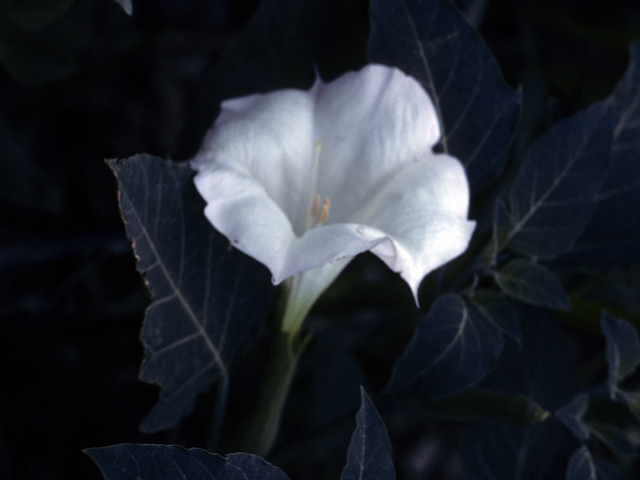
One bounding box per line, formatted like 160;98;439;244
593;458;626;480
386;294;503;399
426;388;548;425
601;312;640;398
467;289;521;343
588;421;637;458
0;30;77;85
462;421;575;480
616;390;640;423
463;311;581;480
503;100;612;259
8;0;76;31
110;155;271;433
493;259;570;309
566;448;625;480
491;198;511;258
340;388;395;480
481;307;577;409
85;444;289;480
572;267;640;322
555;394;590;441
368;0;520;193
561;41;640;270
566;446;596;480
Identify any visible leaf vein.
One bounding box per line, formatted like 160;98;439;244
123;185;227;376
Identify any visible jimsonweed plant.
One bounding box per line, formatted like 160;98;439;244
86;0;640;479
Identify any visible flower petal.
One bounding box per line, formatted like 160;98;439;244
313;64;441;222
353;153;476;299
275;154;476;302
192;163;296;278
191;88;317;237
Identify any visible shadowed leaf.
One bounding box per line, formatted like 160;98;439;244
467;289;521;343
566;448;625;480
501;100;612;259
368;0;520;193
588;421;637;458
340;388;395;480
110;155;271;432
462;421;574;480
555;394;590;441
85;444;289;480
566;446;596;480
561;42;640;270
601;312;640;399
481;307;577;409
7;0;76;31
493;259;570;309
386;294;503;399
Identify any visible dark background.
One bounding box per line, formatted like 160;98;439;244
1;0;638;478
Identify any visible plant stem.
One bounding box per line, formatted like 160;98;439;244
207;373;229;451
424;388;549;425
240;330;305;456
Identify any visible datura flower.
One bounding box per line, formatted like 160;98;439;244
191;64;475;336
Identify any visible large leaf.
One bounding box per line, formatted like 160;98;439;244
499;100;612;259
566;447;625;480
587;421;637;458
480;307;577;409
616;389;640;423
340;388;395;480
85;444;289;480
368;0;520;193
0;29;77;85
462;421;575;480
386;294;503;399
6;0;76;31
560;42;640;270
467;289;520;343
492;259;570;309
462;309;581;479
593;460;626;480
110;155;271;433
0;0;78;85
601;312;640;399
566;446;597;480
555;394;590;442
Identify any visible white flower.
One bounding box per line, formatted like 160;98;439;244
191;64;475;335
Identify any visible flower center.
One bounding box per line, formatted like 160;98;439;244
311;194;331;227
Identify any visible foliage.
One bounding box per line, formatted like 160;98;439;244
107;156;272;432
80;0;640;479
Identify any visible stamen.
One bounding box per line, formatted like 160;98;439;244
305;141;323;232
317;198;330;226
311;194;321;218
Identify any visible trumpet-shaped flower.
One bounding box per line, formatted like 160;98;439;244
191;64;476;335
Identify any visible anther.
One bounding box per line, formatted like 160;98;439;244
311;194;321;218
317;198;330;225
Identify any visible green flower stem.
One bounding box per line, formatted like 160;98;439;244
424;389;549;425
240;330;307;456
